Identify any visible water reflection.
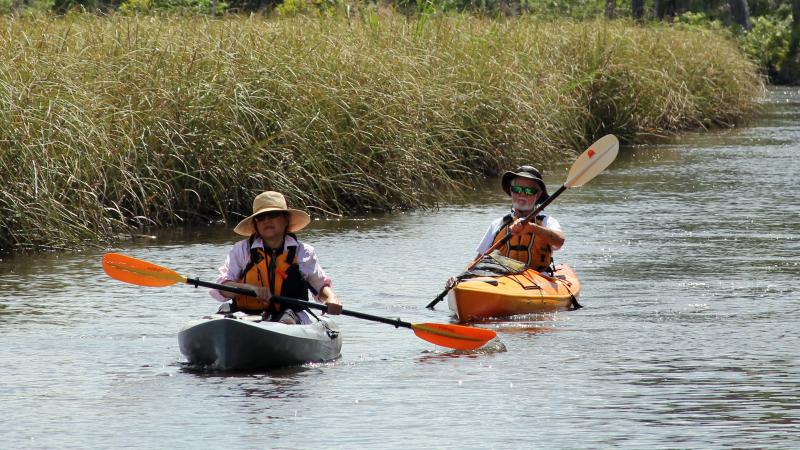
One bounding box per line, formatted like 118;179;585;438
461;311;570;335
189;366;314;395
415;339;507;365
179;361;316;378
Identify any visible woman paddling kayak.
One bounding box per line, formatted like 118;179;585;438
210;191;342;324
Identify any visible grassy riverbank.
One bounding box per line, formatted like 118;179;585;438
0;13;763;252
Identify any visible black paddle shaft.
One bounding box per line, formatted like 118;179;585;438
186;277;413;329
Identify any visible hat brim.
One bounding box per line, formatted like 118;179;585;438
233;207;311;236
501;171;548;202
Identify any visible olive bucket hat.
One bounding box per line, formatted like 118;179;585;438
501;165;549;203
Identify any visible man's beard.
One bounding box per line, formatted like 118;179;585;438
512;199;533;216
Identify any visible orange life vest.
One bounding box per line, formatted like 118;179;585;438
491;214;553;271
233;235;310;316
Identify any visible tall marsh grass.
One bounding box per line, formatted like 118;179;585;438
0;13;763;251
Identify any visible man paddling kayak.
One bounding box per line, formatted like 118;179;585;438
475;166;565;272
428;136;618;310
210;191;342;324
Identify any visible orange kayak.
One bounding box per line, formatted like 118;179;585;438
447;264;581;321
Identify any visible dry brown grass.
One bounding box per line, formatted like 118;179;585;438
0;13;763;251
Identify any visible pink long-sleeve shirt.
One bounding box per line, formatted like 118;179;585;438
210;234;333;302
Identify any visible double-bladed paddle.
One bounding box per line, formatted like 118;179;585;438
426;134;620;310
102;252;496;351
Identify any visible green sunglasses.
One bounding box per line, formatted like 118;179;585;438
510;185;540;196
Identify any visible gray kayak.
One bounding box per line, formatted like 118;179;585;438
178;313;342;371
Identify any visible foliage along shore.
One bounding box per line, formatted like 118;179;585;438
0;13;763;252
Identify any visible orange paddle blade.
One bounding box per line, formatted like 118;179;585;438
102;253;187;287
411;323;496;351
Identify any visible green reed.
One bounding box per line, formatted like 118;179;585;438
0;13;763;252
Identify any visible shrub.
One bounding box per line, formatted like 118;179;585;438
740;14;793;80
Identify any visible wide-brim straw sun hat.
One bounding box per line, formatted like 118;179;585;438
500;165;549;204
233;191;311;236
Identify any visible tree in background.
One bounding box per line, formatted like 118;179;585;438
606;0;616;19
784;0;800;82
650;0;751;28
655;0;689;20
795;0;800;24
632;0;645;21
729;0;752;29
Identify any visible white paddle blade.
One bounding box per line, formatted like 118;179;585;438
565;134;619;188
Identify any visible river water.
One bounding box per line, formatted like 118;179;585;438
1;87;798;449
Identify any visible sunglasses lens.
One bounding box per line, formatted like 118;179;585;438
511;185;538;195
255;211;285;220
